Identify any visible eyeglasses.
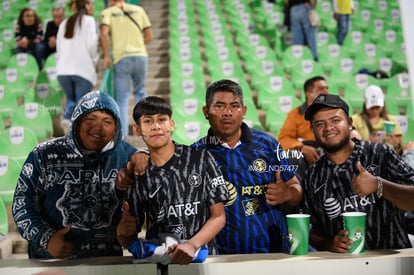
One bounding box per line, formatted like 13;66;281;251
24;13;35;18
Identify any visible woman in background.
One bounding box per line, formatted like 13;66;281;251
15;8;45;70
352;85;402;143
56;0;98;134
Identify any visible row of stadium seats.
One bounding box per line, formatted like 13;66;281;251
168;0;412;146
0;52;64;122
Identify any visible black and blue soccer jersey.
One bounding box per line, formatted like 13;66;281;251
194;123;297;254
128;144;229;252
302;138;414;249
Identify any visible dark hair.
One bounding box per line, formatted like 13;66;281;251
205;79;244;107
17;8;42;26
133;96;172;123
64;0;89;38
303;75;326;94
360;104;390;137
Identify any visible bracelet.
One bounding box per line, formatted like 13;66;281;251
376;176;383;198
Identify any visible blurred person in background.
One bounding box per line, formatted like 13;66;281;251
278;76;329;180
43;6;65;60
15;8;45;70
332;0;354;45
56;0;98;134
351;85;402;145
285;0;319;61
100;0;153;139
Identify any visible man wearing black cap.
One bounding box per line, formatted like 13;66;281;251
301;94;414;252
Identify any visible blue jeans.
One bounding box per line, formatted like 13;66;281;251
290;3;318;61
16;42;45;70
336;14;350;45
113;55;148;138
58;75;93;120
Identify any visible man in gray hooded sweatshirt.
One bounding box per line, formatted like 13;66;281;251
12;91;137;259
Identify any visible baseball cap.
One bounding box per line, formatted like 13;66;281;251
364;85;384;109
305;94;349;121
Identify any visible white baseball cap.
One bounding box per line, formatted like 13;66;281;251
364;85;384;109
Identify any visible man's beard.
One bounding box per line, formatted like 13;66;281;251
316;131;350;154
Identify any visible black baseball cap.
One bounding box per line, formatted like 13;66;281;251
305;94;349;121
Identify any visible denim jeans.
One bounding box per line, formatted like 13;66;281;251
289;3;318;61
113;55;148;138
16;42;45;70
58;75;93;120
336;14;350;45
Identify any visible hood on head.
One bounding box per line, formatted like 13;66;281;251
69;91;122;149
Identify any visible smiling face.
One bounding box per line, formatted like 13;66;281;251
203;91;247;145
134;114;175;150
77;110;116;152
311;107;352;153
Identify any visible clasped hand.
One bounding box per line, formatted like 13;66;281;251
167;241;198;265
47;224;73;259
116;153;149;191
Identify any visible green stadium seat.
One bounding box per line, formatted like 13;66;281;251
0;196;8;237
0;68;33;103
0;155;21;205
1;28;14;52
0;126;38;167
243;99;265;131
0;40;12;69
351;9;372;33
281;45;314;76
265;107;289;138
290;59;325;91
386;73;411;114
6;53;39;86
172;118;209;146
0;82;18;120
33;70;64;118
318;44;350;75
342;31;370;58
11;102;54;142
255;75;294;111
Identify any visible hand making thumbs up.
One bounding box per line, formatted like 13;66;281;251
265;171;289;206
351;161;378;197
117;201;138;248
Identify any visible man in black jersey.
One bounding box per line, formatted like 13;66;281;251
302;94;414;252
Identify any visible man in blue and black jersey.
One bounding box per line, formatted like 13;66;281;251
193;79;303;254
302;94;414;252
